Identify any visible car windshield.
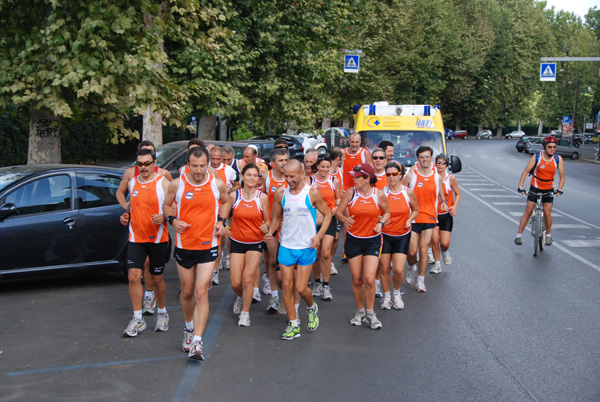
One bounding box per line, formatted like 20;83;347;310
359;130;444;167
155;143;185;166
0;170;33;192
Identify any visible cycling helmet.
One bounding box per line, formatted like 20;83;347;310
543;135;558;145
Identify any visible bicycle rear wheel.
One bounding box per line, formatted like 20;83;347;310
532;214;539;257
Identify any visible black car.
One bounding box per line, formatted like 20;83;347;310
246;135;305;160
516;136;534;152
0;165;128;280
154;140;248;179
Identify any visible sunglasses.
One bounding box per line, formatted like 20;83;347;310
386;172;401;177
546;145;556;149
135;161;154;167
372;156;386;160
435;161;447;165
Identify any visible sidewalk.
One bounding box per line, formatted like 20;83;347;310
578;143;599;164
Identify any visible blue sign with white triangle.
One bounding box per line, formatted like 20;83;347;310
540;63;556;81
344;55;360;73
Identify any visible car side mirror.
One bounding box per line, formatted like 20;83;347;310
0;203;18;219
450;155;462;173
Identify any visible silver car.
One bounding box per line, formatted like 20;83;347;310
527;138;580;160
476;129;493;139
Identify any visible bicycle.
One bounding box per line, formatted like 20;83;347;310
527;191;554;257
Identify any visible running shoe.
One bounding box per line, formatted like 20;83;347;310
211;270;219;285
223;254;230;270
252;289;261;303
514;237;522;246
266;296;278;312
380;297;392;310
330;263;338;275
417;278;427;293
430;264;442;274
154;311;169;332
182;328;193;352
350;309;365;326
442;251;452;265
142;294;156;315
233;297;243;314
307;302;319;331
545;236;553;246
406;267;417;286
123;317;146;337
278;299;287;315
262;273;271;295
312;282;322;297
188;340;204;360
238;314;250;327
428;248;435;264
393;292;405;310
322;286;333;301
364;312;382;330
375;281;383;298
281;323;301;340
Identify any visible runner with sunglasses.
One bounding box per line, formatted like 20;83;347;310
371;148;388;298
430;154;460;274
336;164;390;329
380;161;419;310
515;135;565;246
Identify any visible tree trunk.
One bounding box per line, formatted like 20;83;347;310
321;117;331;130
538;119;544;135
27;108;61;164
496;127;503;138
143;106;163;148
197;116;216;141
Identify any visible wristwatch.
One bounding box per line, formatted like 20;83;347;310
167;216;176;225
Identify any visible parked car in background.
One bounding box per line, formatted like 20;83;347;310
506;130;525;139
247;134;305;160
527;138;580;159
323;127;349;150
476;129;493;139
445;128;455;140
549;130;562;136
0;165;128;280
454;130;468;139
154;140;248;179
524;137;543;154
516;136;534;152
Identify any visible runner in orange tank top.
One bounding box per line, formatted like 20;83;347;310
430;154;461;274
328;147;344;273
370;147;388;298
380;161;419;311
515;135;565;247
336;163;390;330
119;148;170;338
163;146;231;361
341;133;372;191
226;163;271;327
402;146;447;293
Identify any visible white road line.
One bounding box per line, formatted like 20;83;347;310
468;188;509;192
552;224;594;229
492;202;524;206
479;195;520;198
562;240;600;247
462;162;600;273
508;212;566;218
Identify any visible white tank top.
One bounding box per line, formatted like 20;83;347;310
279;184;317;249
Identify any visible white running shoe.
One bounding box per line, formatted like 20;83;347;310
350;310;365;326
417;278;427;293
238;314;250;327
123;317;146;337
406;268;417;286
277;299;287;315
223;254;230;269
233;297;243;314
428;248;435;264
142;294;156;315
312;282;322;297
364;312;382;330
430;264;442;274
375;281;383;298
330;263;338;275
442;251;452;265
182;329;193;352
154;311;169;332
380;297;392;310
262;273;271;295
266;296;278;312
322;286;333;301
252;289;261;303
211;271;219;285
188;340;204;360
393;292;405;310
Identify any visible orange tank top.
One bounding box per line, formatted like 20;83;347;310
409;169;439;224
330;168;342;189
128;175;168;243
437;174;455;215
342;148;368;191
383;185;412;236
530;152;557;190
174;173;220;250
265;170;288;216
312;175;336;211
347;187;381;238
230;190;265;244
375;172;388;190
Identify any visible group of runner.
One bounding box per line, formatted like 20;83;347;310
117;133;461;360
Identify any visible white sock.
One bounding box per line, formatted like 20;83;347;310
240;311;249;317
434;261;441;267
271;292;279;300
193;335;202;343
394;289;401;296
375;279;381;285
144;290;153;298
290;319;298;327
133;310;143;320
185;320;194;331
253;287;259;294
516;234;522;238
409;264;417;271
384;291;390;298
157;307;167;314
418;275;425;281
546;233;551;237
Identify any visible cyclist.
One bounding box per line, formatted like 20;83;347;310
515;135;565;246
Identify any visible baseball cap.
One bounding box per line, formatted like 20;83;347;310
348;163;375;179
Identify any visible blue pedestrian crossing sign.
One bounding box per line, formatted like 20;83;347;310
344;55;360;73
540;63;556;81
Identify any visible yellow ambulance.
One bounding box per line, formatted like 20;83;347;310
353;102;458;169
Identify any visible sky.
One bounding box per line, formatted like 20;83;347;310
542;0;598;20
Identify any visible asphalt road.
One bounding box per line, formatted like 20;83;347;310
1;139;599;401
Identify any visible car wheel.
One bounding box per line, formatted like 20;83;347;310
571;152;579;160
317;147;327;156
517;149;523;153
